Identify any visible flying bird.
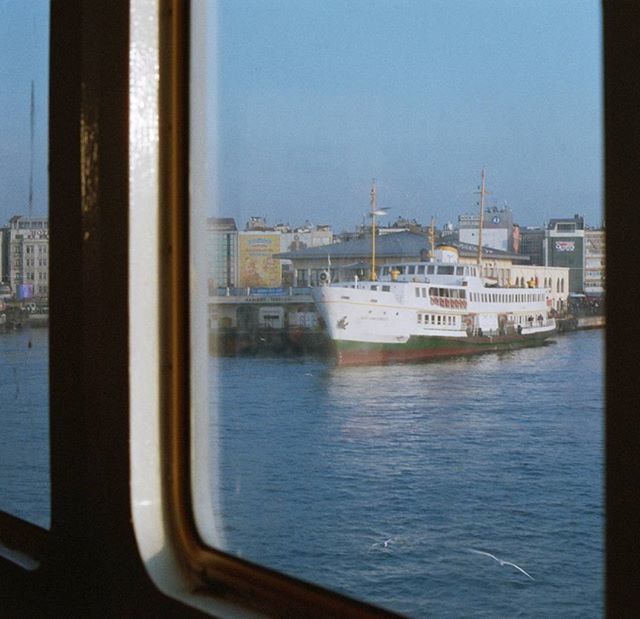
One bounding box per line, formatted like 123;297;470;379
370;538;393;549
468;548;535;581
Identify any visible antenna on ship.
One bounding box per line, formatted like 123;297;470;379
474;168;490;268
369;178;389;281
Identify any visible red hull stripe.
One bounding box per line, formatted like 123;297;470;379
334;333;555;366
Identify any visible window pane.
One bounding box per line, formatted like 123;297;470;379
192;1;603;615
0;1;50;528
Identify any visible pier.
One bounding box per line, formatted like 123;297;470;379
208;287;329;356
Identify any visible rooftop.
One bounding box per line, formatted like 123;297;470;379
275;230;527;262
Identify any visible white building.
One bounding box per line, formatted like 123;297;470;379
459;206;517;252
7;215;49;299
481;262;570;313
584;229;605;294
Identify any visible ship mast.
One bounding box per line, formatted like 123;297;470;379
370;179;377;280
475;168;489;267
429;216;436;259
369;179;389;280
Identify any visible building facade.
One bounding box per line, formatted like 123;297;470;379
544;215;585;293
0;226;5;284
6;215;49;299
206;218;238;293
519;227;545;265
459;206;518;253
584;228;605;294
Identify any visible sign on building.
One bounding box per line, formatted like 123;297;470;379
238;233;282;287
555;241;575;252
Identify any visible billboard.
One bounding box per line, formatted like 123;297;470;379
238;233;282;287
555;240;575;252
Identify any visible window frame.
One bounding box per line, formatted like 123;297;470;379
0;1;638;616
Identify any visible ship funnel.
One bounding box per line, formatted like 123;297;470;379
433;245;459;263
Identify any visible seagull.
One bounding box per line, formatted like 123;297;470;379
370;538;393;549
468;548;535;581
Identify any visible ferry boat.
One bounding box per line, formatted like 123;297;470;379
312;246;556;366
311;174;556;366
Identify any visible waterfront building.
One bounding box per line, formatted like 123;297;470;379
438;221;458;245
279;224;333;287
481;263;569;313
245;216;270;231
6;215;49;299
584;228;605;294
520;227;545;266
276;230;525;287
458;206;519;253
0;225;5;284
544;215;585;293
207;217;238;293
275;230;569;312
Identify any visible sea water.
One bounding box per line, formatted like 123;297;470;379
0;328;603;616
213;330;603;617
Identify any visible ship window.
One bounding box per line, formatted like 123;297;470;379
417;265;425;274
456;267;464;275
408;266;416;275
427;265;435;274
178;1;605;617
0;2;50;529
371;285;378;291
460;290;466;299
382;285;390;292
382;266;390;275
422;288;427;297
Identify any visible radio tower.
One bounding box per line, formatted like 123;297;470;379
29;80;34;218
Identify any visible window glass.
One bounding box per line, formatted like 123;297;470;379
193;1;603;616
0;0;50;529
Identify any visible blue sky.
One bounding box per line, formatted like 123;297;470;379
215;0;602;231
0;0;49;226
1;1;601;232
